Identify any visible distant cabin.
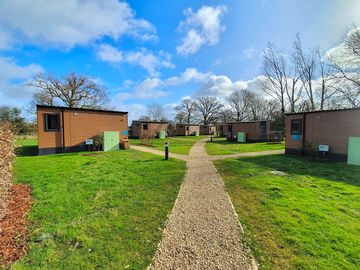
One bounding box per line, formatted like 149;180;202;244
176;124;200;136
227;120;272;142
285;108;360;162
130;120;168;139
217;124;229;137
200;125;217;135
37;105;128;155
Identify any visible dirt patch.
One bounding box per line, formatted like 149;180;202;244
0;184;32;267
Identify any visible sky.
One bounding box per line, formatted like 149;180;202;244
0;0;360;122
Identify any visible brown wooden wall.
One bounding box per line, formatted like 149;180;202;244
131;122;168;138
200;125;216;135
285;110;360;156
227;121;271;141
176;125;200;136
37;107;128;151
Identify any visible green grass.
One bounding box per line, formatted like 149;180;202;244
214;155;360;270
206;137;284;155
11;150;186;270
130;136;206;155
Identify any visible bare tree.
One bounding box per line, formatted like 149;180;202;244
174;98;197;124
146;103;165;121
174;111;187;124
261;43;288;114
328;26;360;107
227;90;253;121
292;34;318;110
218;108;234;124
195;96;223;125
28;72;108;109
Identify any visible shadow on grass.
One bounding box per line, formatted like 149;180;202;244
209;139;283;146
16;146;38;157
232;154;360;187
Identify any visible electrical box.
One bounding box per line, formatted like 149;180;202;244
159;130;166;139
237;132;246;143
195;130;199;137
348;137;360;166
103;131;119;152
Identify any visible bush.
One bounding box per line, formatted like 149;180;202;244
0;122;15;220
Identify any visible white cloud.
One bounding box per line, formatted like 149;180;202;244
165;68;211;85
243;47;255;59
0;0;156;50
196;75;248;97
97;44;174;76
133;78;168;99
97;44;123;62
0;57;43;106
176;5;227;56
325;27;360;68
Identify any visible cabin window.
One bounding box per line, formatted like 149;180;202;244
143;123;148;130
186;126;189;131
291;119;303;135
228;125;232;132
44;114;60;132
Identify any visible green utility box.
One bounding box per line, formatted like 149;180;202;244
195;130;200;137
348;137;360;165
237;132;246;143
159;130;166;139
103;131;119;152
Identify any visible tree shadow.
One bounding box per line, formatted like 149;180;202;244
15;146;38;157
233;154;360;187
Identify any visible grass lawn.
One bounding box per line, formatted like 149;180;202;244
11;149;186;269
206;137;284;156
214;155;360;270
130;136;206;155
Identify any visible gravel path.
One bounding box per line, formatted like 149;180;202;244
147;139;257;270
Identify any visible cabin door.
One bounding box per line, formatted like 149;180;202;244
259;121;267;141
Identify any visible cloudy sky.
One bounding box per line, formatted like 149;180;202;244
0;0;360;121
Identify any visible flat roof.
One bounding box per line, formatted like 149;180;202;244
227;120;269;124
285;107;360;116
36;104;128;114
176;124;200;126
132;120;168;124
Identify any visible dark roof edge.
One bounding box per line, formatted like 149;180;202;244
227;120;270;124
176;124;200;126
285;107;360;116
36;104;128;114
132;120;168;124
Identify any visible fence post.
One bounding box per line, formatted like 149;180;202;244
165;142;169;160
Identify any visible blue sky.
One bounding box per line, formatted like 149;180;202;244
0;0;359;121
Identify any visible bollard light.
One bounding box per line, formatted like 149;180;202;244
165;142;169;160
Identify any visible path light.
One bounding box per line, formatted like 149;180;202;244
165;142;169;160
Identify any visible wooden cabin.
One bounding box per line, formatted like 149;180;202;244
227;120;271;142
285;108;360;161
130;120;168;139
37;105;128;155
200;125;217;135
175;124;200;136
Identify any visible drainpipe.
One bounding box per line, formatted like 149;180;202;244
302;113;306;156
61;110;65;153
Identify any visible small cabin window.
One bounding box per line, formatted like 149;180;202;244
143;123;148;130
44;114;60;132
186;126;189;131
291;119;303;135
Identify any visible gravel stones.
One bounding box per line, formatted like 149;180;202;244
148;139;256;270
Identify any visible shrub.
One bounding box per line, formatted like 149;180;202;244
0;122;15;220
